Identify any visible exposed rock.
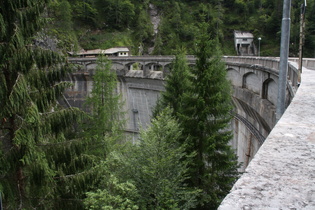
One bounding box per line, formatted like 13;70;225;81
149;3;160;36
148;4;161;54
33;32;59;52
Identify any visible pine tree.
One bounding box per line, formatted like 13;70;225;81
0;0;92;208
154;26;239;209
83;55;125;158
65;55;126;209
126;108;200;210
132;6;154;46
84;174;139;210
95;0;135;30
153;49;192;118
180;29;239;209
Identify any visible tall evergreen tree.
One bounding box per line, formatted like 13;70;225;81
154;27;239;209
132;6;154;46
84;108;200;209
94;0;135;30
84;149;139;210
0;0;92;208
83;55;125;158
153;49;192;118
126;108;200;210
180;30;239;209
74;55;127;210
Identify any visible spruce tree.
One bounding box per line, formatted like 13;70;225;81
180;31;239;209
153;49;192;118
126;108;200;210
76;55;127;210
154;27;239;209
0;0;93;208
84;151;139;210
83;55;125;158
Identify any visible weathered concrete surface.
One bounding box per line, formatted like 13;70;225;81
218;66;315;210
66;56;299;172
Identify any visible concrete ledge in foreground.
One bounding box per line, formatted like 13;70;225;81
218;66;315;210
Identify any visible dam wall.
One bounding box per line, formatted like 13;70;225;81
64;56;299;172
219;62;315;210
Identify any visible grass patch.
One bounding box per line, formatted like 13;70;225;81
78;30;135;51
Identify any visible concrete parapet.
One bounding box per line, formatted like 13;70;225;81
289;58;315;70
218;67;315;209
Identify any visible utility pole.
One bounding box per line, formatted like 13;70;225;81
276;0;291;121
298;0;307;83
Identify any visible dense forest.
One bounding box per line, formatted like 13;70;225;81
46;0;315;57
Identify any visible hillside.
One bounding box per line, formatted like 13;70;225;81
47;0;315;57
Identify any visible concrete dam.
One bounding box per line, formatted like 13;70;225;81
65;56;315;209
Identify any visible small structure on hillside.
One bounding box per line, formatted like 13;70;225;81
234;31;256;56
68;47;130;57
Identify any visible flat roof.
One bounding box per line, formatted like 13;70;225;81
68;47;129;56
234;30;254;39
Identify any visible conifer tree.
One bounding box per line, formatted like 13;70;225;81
84;149;139;210
67;55;126;210
83;55;125;158
0;0;92;208
85;108;200;209
154;26;239;209
179;30;239;209
133;6;154;46
153;49;192;118
126;108;200;210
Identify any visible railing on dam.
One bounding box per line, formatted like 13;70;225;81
223;56;300;91
219;60;315;209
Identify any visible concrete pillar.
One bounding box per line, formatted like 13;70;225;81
163;65;170;78
144;65;151;77
122;64;129;76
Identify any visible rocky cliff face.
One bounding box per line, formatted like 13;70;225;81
33;32;59;52
148;3;161;54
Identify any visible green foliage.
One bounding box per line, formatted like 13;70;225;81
156;1;200;54
125;108;201;209
181;29;239;209
303;0;315;57
154;26;240;209
47;0;79;53
79;31;134;51
95;0;136;30
72;0;98;26
40;0;315;57
84;174;139;210
153;48;192;118
85;108;200;209
82;55;125;160
49;0;73;30
82;143;141;209
0;0;97;208
132;6;154;46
